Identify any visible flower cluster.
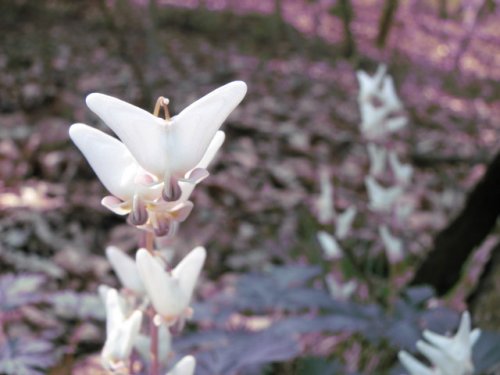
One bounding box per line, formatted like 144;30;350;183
399;311;481;375
100;246;205;372
357;66;414;266
357;64;407;139
70;81;247;237
70;82;247;374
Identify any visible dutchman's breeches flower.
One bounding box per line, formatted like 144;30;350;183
399;311;481;375
136;247;206;325
84;81;246;201
101;288;143;371
69;81;247;234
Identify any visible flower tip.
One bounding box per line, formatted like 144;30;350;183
190;246;207;263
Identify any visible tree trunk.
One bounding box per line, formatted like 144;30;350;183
376;0;398;48
412;150;500;295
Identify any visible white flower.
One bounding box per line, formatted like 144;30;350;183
69;123;163;223
85;81;247;201
356;65;407;139
317;231;343;260
365;176;403;212
399;311;481;375
357;65;386;105
316;167;335;224
335;206;356;240
166;355;196;375
106;246;144;295
378;225;404;264
389;151;413;186
367;143;387;177
325;274;357;301
136;247;206;324
101;288;143;371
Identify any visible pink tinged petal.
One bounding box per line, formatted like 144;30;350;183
106;246;145;295
183;168;209;185
166;355;196;375
101;196;130;215
162;177;183;202
172;246;206;304
136;249;185;318
69;123;138;200
85;93;169;178
169;81;247;176
398;351;434;375
129;194;148;226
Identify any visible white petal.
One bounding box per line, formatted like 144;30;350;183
316;231;343;260
365;176;402;212
136;249;185;318
367;143;387;177
316;167;335;224
168;81;247;176
422;329;452;351
417;340;449;371
102;310;143;369
470;328;481;347
379;225;404;264
335;206;356;240
172;247;206;303
398;351;434;375
166;355;196;375
86;93;169;178
196;130;225;170
69;123;140;200
106;246;145;294
105;288;126;335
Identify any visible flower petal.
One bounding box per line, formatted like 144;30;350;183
166;355;196;375
69;123;138;200
106;246;145;294
169;81;247;176
172;246;206;304
136;249;184;318
86;93;169;178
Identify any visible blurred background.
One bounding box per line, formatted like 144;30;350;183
1;0;500;373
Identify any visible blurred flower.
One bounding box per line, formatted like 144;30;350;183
325;274;357;301
357;65;407;139
399;311;481;375
378;225;404;264
101;288;143;371
69;123;163;224
357;65;386;104
316;167;335;224
136;247;206;325
316;231;342;260
367;143;387;177
335;206;357;240
389;151;413;186
85;81;247;201
106;246;144;295
166;355;196;375
365;176;403;212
